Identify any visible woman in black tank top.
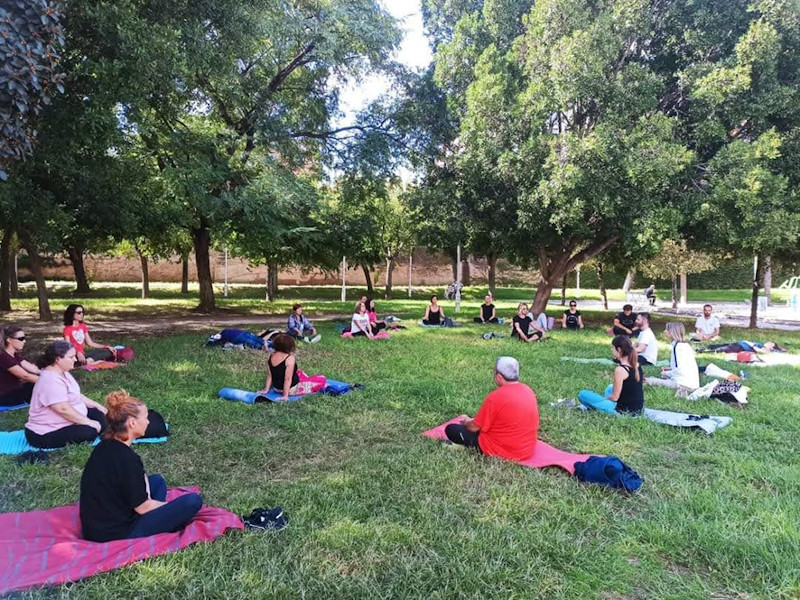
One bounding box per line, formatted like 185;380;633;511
259;334;300;401
609;336;644;414
423;295;445;325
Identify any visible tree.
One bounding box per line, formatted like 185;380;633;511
638;240;714;308
377;187;418;299
0;0;65;179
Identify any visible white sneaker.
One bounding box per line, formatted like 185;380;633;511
310;335;322;344
303;337;310;343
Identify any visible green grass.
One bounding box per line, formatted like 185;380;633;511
2;316;800;598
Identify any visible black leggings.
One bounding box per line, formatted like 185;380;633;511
371;322;386;333
444;424;482;452
0;382;34;407
25;408;168;449
473;317;499;323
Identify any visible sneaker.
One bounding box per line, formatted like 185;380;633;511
303;337;310;343
550;398;578;409
739;370;750;380
243;507;288;532
310;334;322;344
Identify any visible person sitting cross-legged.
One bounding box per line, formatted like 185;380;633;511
633;312;658;366
444;357;539;461
647;322;699;397
577;336;644;415
611;304;639;337
80;390;202;542
511;303;545;342
0;325;39;407
350;301;376;339
287;304;321;343
422;295;446;326
366;298;387;334
693;304;721;341
474;294;499;324
562;301;585;330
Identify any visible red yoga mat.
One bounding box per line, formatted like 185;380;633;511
423;416;594;474
0;486;243;593
81;361;124;371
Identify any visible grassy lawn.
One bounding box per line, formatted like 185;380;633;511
2;314;800;598
4;281;790;322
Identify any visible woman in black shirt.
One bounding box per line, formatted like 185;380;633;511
0;325;39;406
511;303;544;342
422;295;445;326
473;294;499;323
561;301;584;330
80;390;202;542
577;336;644;415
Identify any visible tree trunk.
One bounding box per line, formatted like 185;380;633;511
180;252;190;294
560;274;567;306
597;263;608;310
66;245;91;293
267;259;279;301
449;249;458;282
462;257;471;286
19;233;51;321
671;276;678;309
763;256;772;306
361;263;374;293
385;257;394;299
750;254;763;329
0;228;12;311
138;252;150;299
191;224;216;312
622;270;635;293
487;252;498;297
10;250;18;297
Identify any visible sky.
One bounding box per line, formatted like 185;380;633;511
336;0;432;123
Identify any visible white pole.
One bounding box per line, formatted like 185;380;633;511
408;250;413;298
455;243;462;313
224;246;229;297
341;256;347;302
13;253;17;291
576;266;581;299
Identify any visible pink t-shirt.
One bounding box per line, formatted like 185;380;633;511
26;370;87;435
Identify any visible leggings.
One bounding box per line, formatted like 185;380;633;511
371;322;387;333
126;474;203;539
444;424;482;452
0;382;34;407
85;348;115;362
578;385;618;414
25;407;106;449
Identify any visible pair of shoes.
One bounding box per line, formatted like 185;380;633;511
550;398;578;409
242;506;289;531
303;336;310;343
309;334;322;343
16;450;49;466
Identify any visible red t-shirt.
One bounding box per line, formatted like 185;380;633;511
474;382;539;461
63;323;89;353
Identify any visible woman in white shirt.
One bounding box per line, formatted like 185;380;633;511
645;322;699;397
350;301;374;339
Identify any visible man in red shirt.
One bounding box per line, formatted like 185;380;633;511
444;357;539;461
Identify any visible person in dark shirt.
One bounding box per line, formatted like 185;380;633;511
80;390;202;542
511;303;544;342
561;301;584;330
577;336;644;415
612;304;639;336
0;325;39;406
473;294;499;324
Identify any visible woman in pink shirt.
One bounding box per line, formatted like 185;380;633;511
63;304;116;365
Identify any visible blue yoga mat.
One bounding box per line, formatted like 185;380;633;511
0;403;28;413
219;379;354;404
0;427;169;456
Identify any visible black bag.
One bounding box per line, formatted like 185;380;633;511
143;409;169;438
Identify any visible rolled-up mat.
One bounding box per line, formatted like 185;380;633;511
0;427;169;456
642;408;732;434
423;416;594;474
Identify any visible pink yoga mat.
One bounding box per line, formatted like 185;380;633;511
0;486;243;593
423;416;594;474
81;361;124;371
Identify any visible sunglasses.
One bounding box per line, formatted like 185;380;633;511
74;310;84;314
569;304;577;307
11;336;26;341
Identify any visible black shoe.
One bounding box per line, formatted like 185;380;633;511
16;450;49;466
243;507;288;532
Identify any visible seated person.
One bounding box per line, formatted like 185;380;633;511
577;336;644;415
693;304;721;341
474;295;499;324
0;325;39;406
25;341;165;449
63;304;117;365
259;334;325;401
287;304;321;343
646;322;699;397
422;295;445;326
612;304;639;337
80;390;202;542
444;357;539;461
366;298;387;333
350;301;376;339
644;284;656;306
633;313;658;366
511;303;544;343
562;301;584;330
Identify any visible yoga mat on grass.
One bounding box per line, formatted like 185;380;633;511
642;408;732;435
81;361;124;371
219;379;355;404
562;356;669;367
0;486;243;594
0;402;28;412
423;416;594;474
0;428;169;456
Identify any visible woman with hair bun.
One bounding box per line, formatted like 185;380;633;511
24;341;166;449
80;390;202;542
0;325;39;406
